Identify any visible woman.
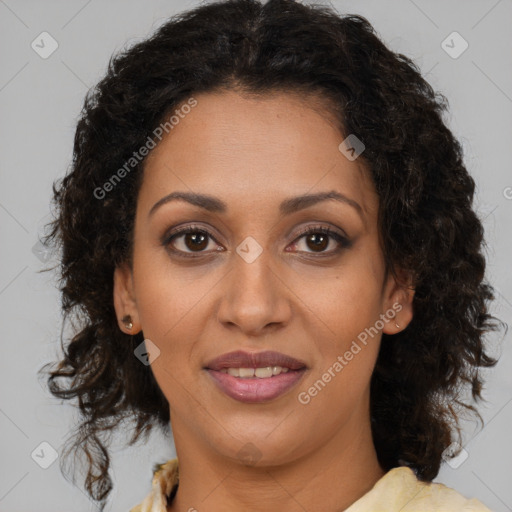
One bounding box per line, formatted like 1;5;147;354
42;0;500;510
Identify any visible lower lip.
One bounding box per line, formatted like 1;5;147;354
206;369;306;403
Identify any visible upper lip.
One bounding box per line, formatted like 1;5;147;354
205;350;307;371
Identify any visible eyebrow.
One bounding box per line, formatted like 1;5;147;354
148;190;364;219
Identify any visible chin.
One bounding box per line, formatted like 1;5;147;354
210;428;308;468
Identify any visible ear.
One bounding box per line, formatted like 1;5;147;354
113;262;142;334
381;266;414;335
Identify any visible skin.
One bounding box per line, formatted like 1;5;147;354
114;89;414;512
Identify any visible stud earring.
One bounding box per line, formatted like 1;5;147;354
395;322;400;329
122;315;133;330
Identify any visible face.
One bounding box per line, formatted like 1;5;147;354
114;90;413;467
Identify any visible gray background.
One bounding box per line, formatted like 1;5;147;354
1;0;511;510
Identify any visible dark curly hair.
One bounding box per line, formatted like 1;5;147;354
40;0;502;508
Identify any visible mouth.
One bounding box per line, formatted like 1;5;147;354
204;350;308;403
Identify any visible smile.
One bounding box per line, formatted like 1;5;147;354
205;350;307;403
219;366;290;378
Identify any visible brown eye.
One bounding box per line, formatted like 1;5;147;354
304;232;329;252
164;226;220;256
289;226;351;255
182;231;209;251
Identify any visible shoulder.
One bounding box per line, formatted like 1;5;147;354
345;467;492;512
130;458;179;512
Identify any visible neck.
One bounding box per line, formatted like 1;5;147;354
168;413;384;512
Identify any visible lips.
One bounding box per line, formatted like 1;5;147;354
204;350;308;403
205;350;307;371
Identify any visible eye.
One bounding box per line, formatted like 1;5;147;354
163;224;221;257
289;225;351;255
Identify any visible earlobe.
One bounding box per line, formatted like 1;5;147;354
113;263;142;334
382;268;415;335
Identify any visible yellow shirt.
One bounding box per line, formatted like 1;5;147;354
130;458;492;511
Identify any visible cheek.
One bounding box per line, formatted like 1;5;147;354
131;251;222;404
291;256;385;397
132;242;215;343
294;279;382;427
292;255;386;342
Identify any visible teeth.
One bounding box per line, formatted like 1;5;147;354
219;366;291;378
239;368;254;378
255;367;273;378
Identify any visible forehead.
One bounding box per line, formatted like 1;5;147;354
140;90;377;219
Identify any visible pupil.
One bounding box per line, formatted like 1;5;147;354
186;232;207;251
308;234;327;251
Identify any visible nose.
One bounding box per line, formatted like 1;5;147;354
216;244;292;337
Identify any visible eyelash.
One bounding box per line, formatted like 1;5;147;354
162;224;351;259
